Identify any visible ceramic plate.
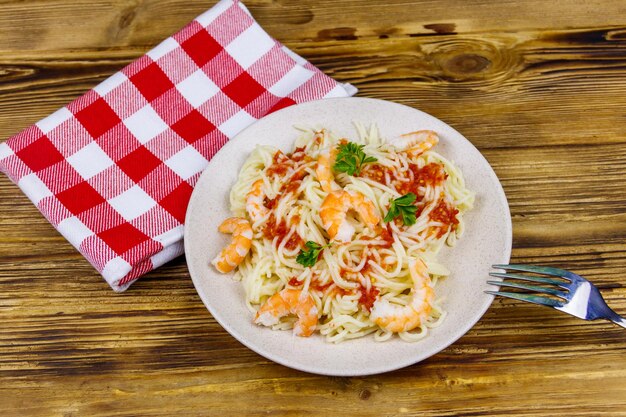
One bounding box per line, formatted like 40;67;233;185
185;97;511;376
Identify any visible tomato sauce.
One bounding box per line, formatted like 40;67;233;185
263;196;277;210
281;179;302;196
429;199;459;237
326;285;349;298
414;163;447;187
395;181;412;196
289;275;338;294
360;253;373;275
263;215;303;249
358;284;380;312
360;163;389;183
339;268;350;280
290;146;308;163
266;150;291;176
266;162;290;177
396;162;447;195
379;224;394;248
263;215;285;240
311;280;334;293
290;169;308;182
284;232;303;250
266;148;312;178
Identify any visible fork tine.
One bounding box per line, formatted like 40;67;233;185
492;264;571;279
487;280;568;298
489;272;569;288
485;291;563;307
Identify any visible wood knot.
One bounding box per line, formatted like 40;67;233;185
0;65;38;83
424;23;457;35
317;27;357;41
119;10;135;29
359;389;371;400
109;6;138;40
427;38;521;83
606;29;626;41
445;53;491;74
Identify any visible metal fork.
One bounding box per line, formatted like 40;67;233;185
486;264;626;329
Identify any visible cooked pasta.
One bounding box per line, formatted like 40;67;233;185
211;124;474;343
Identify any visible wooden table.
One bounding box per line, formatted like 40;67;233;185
2;1;626;415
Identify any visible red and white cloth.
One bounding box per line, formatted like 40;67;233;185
0;0;356;291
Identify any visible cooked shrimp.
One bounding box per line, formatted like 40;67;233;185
246;179;269;223
211;217;253;273
315;146;341;193
320;190;381;242
254;289;318;337
389;130;439;157
369;259;434;333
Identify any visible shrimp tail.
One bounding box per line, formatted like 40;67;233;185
320;190;381;242
370;259;434;333
254;289;318;337
388;130;439;157
316;146;341;193
246;179;270;223
211;217;253;273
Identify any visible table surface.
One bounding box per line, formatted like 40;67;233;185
2;1;626;415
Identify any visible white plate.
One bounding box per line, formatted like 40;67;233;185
185;97;511;376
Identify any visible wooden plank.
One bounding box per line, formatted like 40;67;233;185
0;0;625;51
3;26;626;144
1;0;626;415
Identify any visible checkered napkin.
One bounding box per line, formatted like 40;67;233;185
0;0;356;291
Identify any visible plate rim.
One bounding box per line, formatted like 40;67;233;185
184;97;512;376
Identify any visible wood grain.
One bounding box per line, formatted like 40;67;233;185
1;0;626;416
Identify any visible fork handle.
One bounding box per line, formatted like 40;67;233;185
606;311;626;329
609;317;626;329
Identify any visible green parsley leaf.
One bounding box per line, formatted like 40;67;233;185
384;193;418;226
334;159;355;175
394;193;417;207
296;241;331;267
383;205;398;224
333;142;377;176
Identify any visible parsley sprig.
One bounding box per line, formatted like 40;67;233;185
333;142;377;176
296;241;332;267
384;193;418;226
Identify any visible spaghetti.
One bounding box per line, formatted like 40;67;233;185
211;124;474;343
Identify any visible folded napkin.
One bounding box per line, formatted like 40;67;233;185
0;0;356;291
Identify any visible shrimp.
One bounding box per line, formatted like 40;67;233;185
211;217;253;273
246;179;269;223
388;130;439;157
369;258;434;333
254;289;318;337
320;190;381;242
315;146;341;193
